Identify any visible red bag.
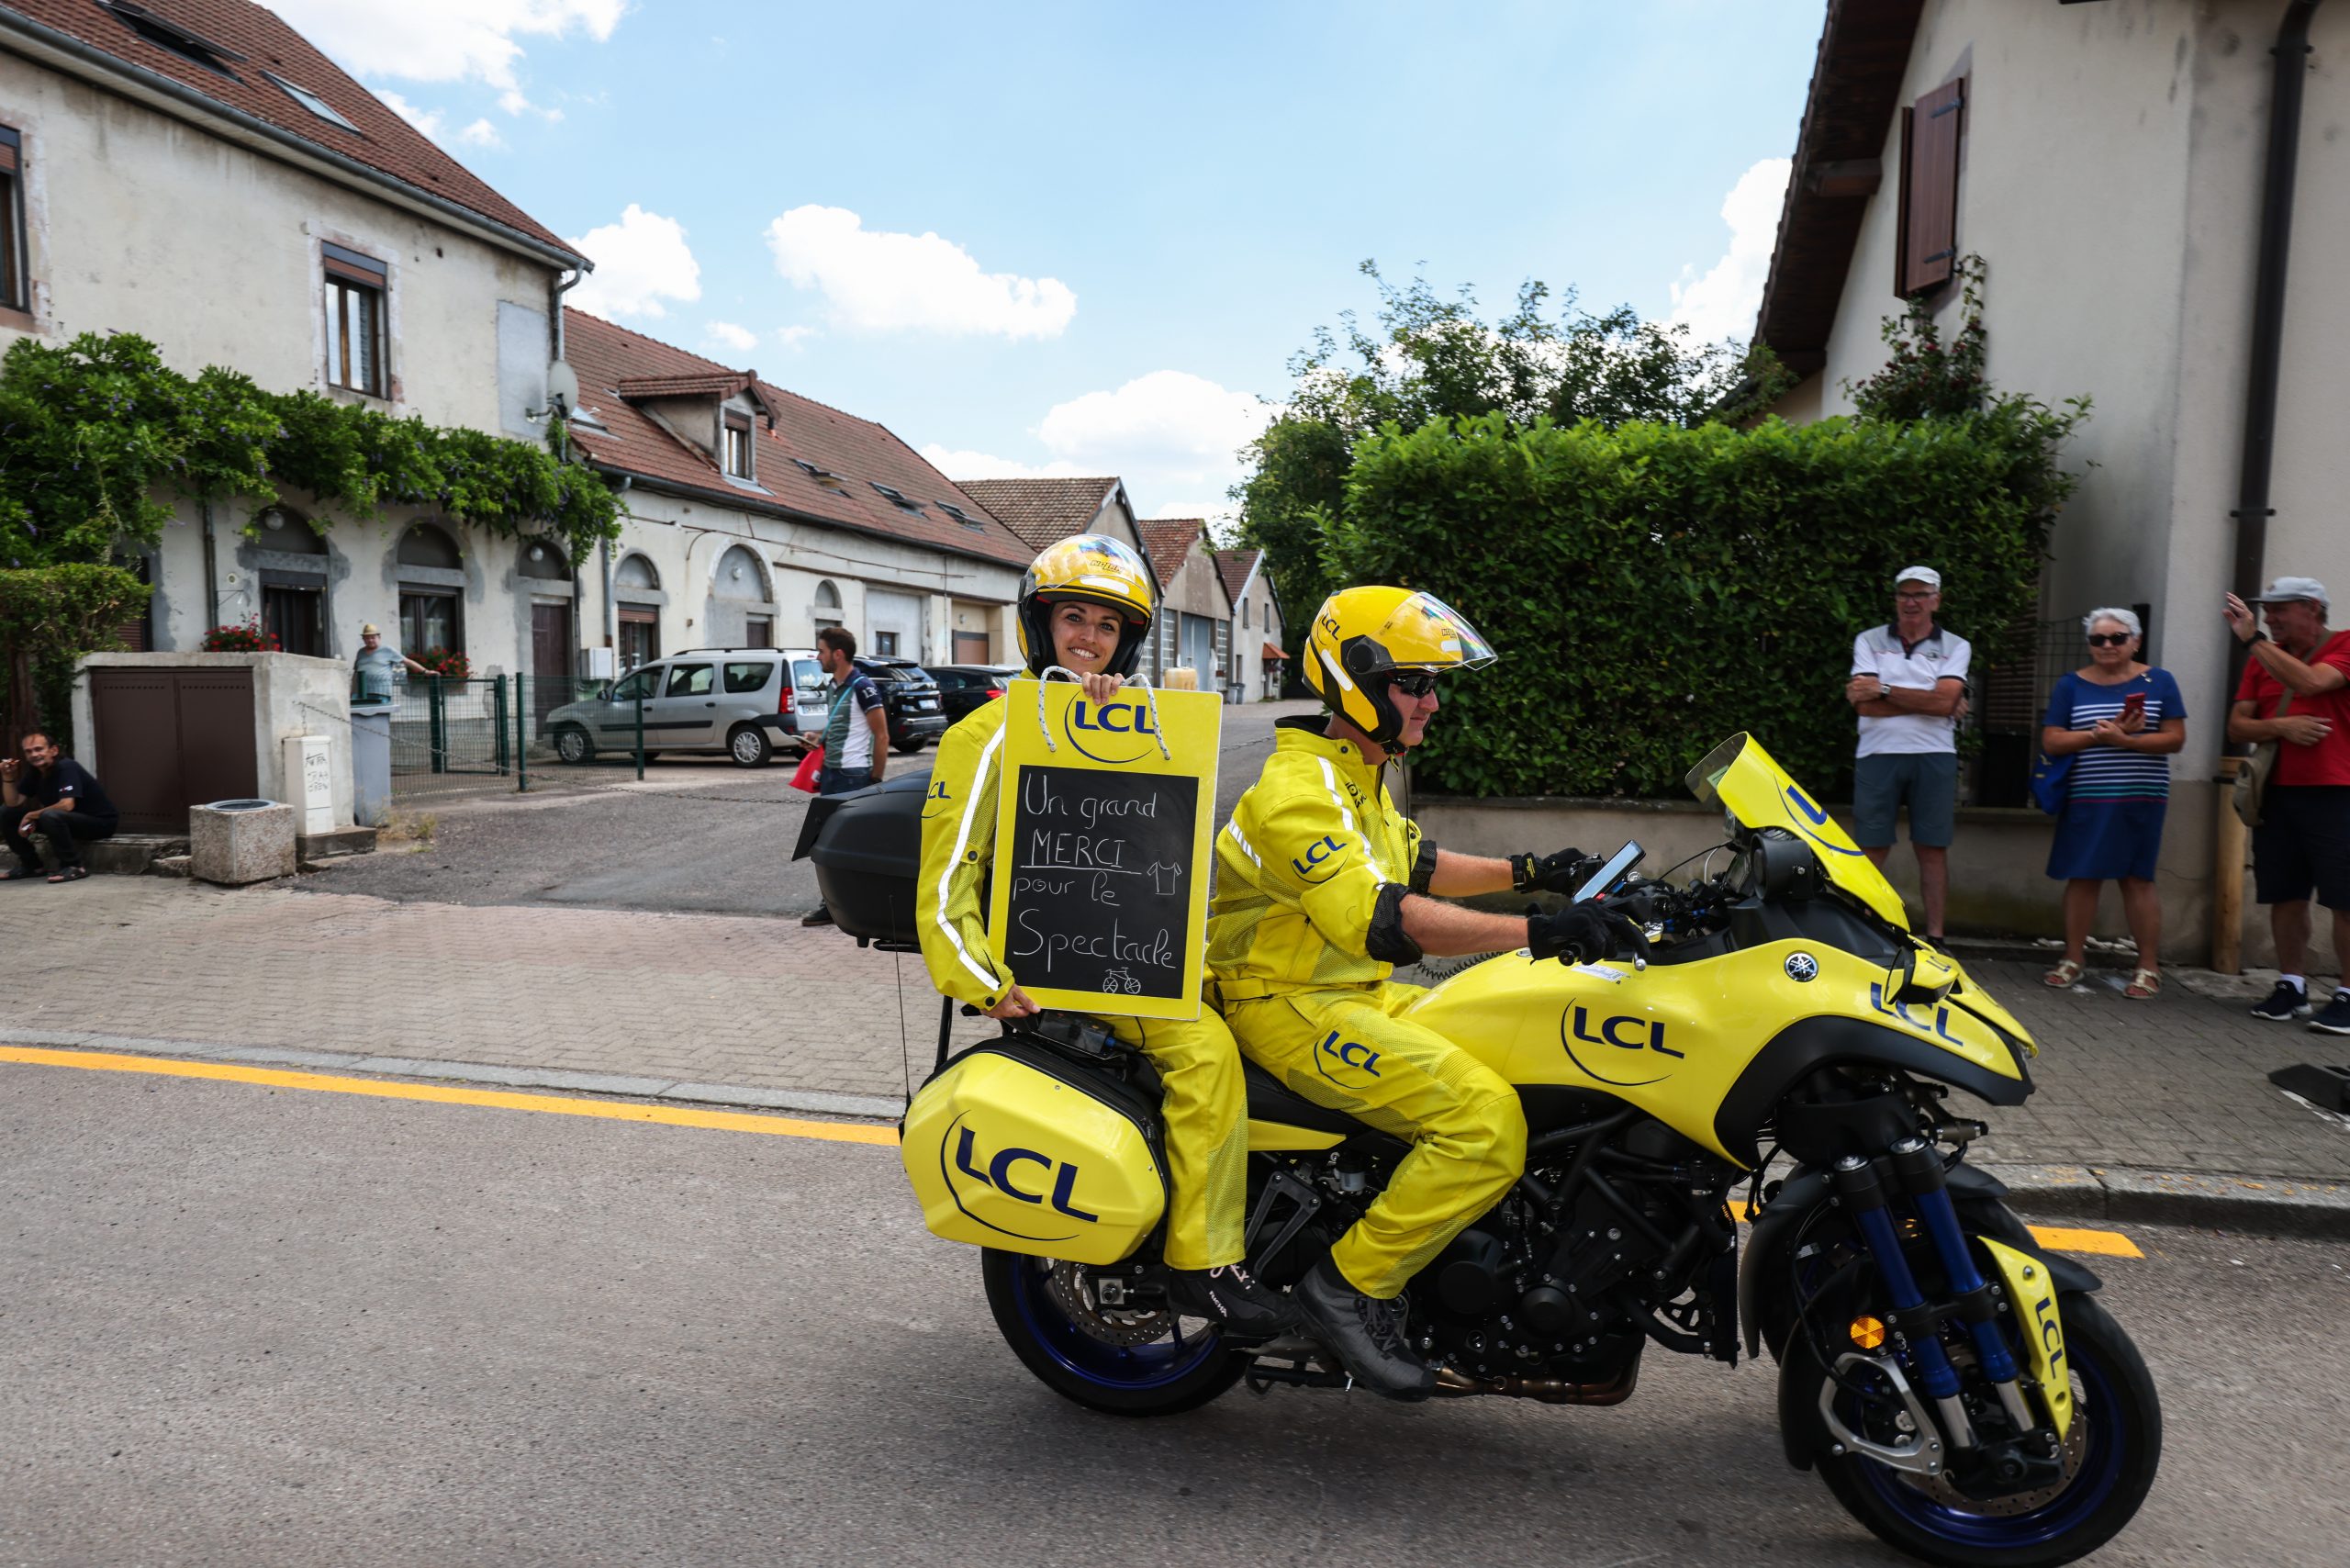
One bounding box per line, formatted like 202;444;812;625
790;745;824;794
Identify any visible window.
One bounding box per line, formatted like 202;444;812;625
397;522;460;568
263;584;324;657
1896;77;1965;297
611;666;661;702
101;2;244;78
518;541;567;580
874;630;900;656
1240;596;1250;629
324;243;387;396
399;591;459;660
744;614;772;647
938;501;985;531
793;459;845;488
723;412;754;479
664;663;715;698
615;553;660;590
722;661;773;694
0;125;27;314
869;482;923;515
265;73;359;132
617;610;657;673
792;659;826;694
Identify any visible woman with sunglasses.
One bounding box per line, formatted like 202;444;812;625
2040;608;2187;997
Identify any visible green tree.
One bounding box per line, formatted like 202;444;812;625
1237;263;1788;640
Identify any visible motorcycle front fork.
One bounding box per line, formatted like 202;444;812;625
1831;1141;2038;1449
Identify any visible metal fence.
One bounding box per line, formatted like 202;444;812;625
375;675;691;801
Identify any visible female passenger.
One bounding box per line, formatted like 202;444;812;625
914;534;1290;1331
2039;607;2187;998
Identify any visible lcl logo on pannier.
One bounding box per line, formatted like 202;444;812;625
948;1119;1101;1223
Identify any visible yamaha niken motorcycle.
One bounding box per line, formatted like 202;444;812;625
822;734;2160;1568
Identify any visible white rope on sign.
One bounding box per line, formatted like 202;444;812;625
1027;665;1172;762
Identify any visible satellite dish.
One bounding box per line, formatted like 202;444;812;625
545;360;581;417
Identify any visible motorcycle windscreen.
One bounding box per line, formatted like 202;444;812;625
1685;734;1910;932
901;1051;1165;1266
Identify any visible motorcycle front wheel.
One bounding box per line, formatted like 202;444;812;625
980;1249;1248;1417
1801;1293;2161;1568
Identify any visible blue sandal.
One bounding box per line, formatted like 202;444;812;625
45;865;87;883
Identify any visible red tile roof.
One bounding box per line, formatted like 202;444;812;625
1213;547;1262;605
955;477;1121;552
1135;517;1207;588
617;371;754;399
563;309;1037;571
0;0;579;261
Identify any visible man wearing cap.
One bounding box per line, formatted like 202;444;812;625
352;624;429;703
2225;577;2350;1033
1846;566;1973;945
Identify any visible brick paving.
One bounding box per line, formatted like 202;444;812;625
6;879;2345;1193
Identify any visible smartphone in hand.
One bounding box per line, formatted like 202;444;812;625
2121;691;2147;723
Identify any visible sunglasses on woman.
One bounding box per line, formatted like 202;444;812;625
2086;633;2133;648
1386;669;1440;698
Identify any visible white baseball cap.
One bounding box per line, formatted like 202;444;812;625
2251;576;2329;608
1895;566;1942;590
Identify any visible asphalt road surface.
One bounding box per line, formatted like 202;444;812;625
302;700;1321;919
6;1052;2345;1568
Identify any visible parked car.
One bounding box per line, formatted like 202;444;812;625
855;655;949;754
544;648;802;767
927;663;1024;723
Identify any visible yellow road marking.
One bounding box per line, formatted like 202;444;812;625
2028;1225;2143;1259
0;1046;900;1147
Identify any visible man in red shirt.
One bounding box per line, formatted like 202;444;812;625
2226;577;2350;1033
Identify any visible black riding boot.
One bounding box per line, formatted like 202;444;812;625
1164;1262;1295;1335
1292;1254;1436;1400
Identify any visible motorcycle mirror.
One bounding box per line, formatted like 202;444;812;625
1888;942;1953;1006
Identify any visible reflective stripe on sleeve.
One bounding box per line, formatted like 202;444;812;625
1315;756;1390;880
934;724;1009;995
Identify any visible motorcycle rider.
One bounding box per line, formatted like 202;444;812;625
1208;586;1644;1397
916;533;1292;1333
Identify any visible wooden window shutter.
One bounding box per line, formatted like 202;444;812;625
321;241;387;286
1897;77;1965;297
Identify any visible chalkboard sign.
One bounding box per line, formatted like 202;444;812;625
988;680;1222;1020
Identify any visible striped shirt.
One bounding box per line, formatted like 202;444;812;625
2044;668;2187;803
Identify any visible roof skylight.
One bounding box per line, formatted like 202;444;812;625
100;2;245;79
264;72;360;132
870;482;924;515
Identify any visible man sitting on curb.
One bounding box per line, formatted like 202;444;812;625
1;731;118;884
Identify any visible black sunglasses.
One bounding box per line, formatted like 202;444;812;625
1386;669;1440;698
2086;633;2133;648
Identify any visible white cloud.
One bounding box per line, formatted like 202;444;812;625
920;446;1087;482
1667;157;1792;347
765;206;1076;339
271;1;625;94
565;205;700;320
703;321;758;353
457;118;505;150
775;325;818;351
1038;371;1273;485
376;90;445;141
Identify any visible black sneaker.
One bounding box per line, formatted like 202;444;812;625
800;904;834;928
1164;1263;1295;1336
2251;981;2313;1021
1291;1255;1435;1401
2309;991;2350;1036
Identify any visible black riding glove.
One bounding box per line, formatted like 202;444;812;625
1512;846;1596;895
1527;902;1650;967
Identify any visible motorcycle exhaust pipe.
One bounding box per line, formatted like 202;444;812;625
1432;1360;1640;1406
1886;1137;2040;1436
1830;1154;1978;1449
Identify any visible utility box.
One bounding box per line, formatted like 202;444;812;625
283;734;334;836
189;799;297;886
350;700;393;827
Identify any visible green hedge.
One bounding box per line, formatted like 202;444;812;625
1325;411;2065;800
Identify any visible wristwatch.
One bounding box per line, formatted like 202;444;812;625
2247;630;2269;647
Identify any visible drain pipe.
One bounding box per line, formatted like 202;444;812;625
2214;0;2325;972
200;496;219;633
602;476;632;654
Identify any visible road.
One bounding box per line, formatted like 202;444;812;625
5;1051;2344;1568
307;699;1321;919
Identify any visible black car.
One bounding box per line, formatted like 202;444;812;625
853;655;949;753
927;663;1024;723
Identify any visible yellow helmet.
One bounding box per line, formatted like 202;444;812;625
1015;533;1156;677
1304;586;1497;746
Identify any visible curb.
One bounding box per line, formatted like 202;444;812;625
1979;1161;2350;1240
0;1029;906;1125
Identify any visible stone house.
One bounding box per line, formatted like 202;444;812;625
1754;0;2350;958
1136;518;1234;698
0;0;590;676
1214;547;1286;702
561;309;1035;673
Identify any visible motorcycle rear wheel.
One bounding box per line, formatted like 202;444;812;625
1803;1294;2161;1568
980;1249;1248;1417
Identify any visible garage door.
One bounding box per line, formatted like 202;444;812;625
867;589;923;662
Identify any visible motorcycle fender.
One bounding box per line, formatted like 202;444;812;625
1981;1236;2075;1440
1946;1166;2104;1295
1739;1168;1832;1360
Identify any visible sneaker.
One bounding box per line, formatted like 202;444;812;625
2251;981;2312;1022
800;904;834;928
2310;992;2350;1036
1291;1255;1435;1401
1164;1263;1295;1336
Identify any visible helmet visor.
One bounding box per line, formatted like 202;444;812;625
1352;592;1496;675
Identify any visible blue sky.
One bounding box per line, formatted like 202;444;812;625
274;1;1823;521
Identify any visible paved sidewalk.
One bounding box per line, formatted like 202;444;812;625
6;879;2344;1230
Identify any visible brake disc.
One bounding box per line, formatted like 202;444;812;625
1045;1261;1177;1347
1893;1350;2089;1515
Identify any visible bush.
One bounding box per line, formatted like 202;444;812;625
1326;410;2077;800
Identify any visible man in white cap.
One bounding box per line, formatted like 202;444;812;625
1846;566;1972;946
2225;577;2350;1033
352;623;429;703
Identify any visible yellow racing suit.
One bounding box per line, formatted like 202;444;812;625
1207;717;1526;1298
915;694;1248;1271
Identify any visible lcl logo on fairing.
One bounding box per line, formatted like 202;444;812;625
948;1121;1101;1222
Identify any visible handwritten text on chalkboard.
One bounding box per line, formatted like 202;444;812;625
1003;764;1198;1000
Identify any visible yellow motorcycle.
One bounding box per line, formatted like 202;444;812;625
869;734;2160;1568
